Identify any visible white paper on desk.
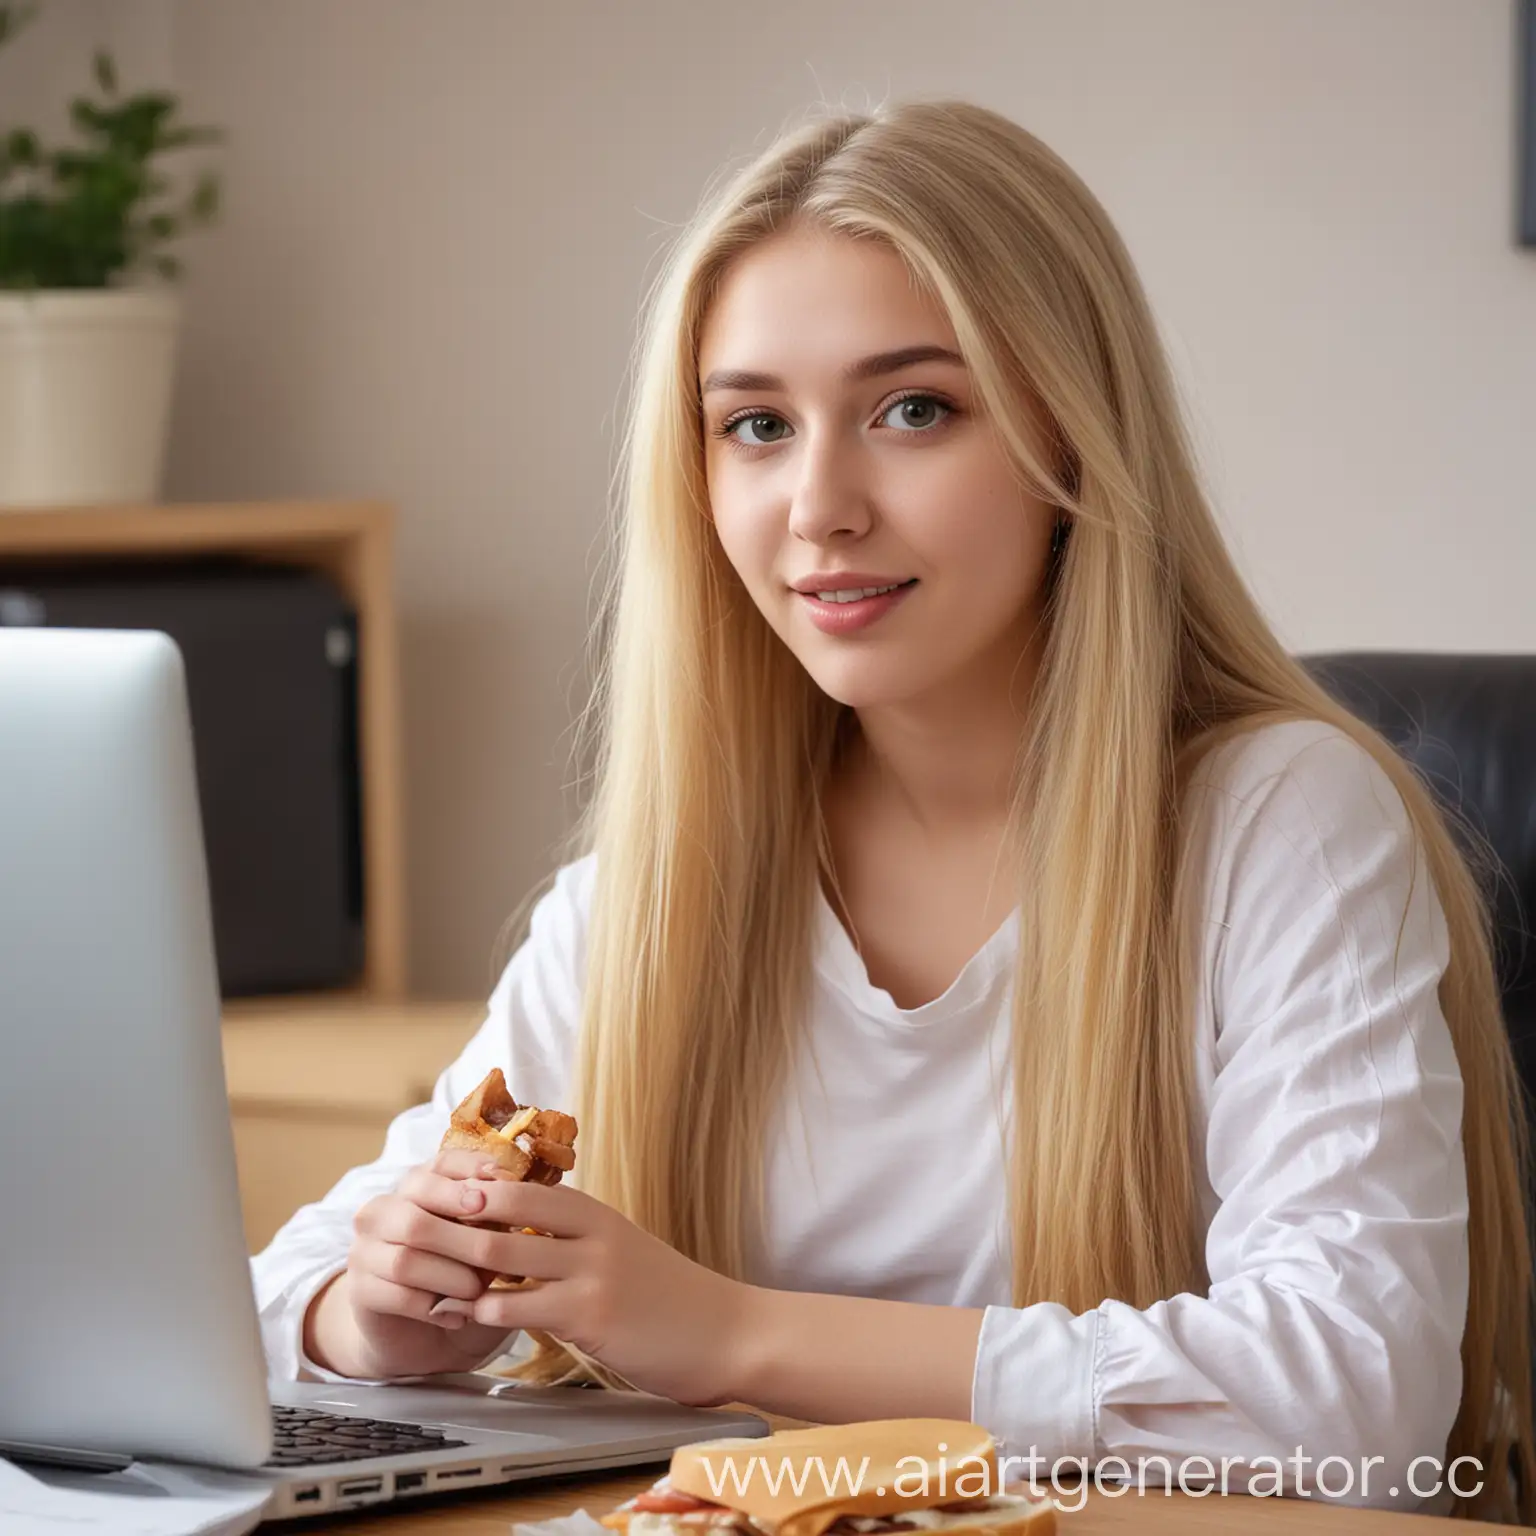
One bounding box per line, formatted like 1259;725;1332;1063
0;1455;272;1536
512;1511;609;1536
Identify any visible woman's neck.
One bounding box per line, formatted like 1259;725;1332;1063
839;629;1041;837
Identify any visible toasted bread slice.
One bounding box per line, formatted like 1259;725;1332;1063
440;1067;577;1183
438;1067;578;1286
604;1419;1054;1536
600;1490;1055;1536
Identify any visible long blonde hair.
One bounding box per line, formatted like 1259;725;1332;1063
507;101;1533;1521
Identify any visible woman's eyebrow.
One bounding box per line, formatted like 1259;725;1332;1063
700;344;965;396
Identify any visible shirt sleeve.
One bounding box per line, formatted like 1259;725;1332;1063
248;853;595;1382
970;723;1468;1511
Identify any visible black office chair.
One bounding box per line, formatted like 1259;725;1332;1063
1306;652;1536;1499
1303;653;1536;1088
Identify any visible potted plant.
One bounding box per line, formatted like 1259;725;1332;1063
0;1;222;508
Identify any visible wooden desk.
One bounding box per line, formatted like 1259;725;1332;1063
279;1410;1461;1535
280;1466;1463;1534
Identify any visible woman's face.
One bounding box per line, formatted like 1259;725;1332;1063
698;223;1058;712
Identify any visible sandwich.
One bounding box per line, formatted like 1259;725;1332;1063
440;1066;577;1184
437;1066;577;1293
600;1419;1054;1536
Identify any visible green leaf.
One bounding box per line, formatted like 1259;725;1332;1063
188;172;220;222
4;128;41;168
49;148;98;180
69;99;112;139
0;54;225;286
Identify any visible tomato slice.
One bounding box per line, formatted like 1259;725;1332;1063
631;1491;725;1515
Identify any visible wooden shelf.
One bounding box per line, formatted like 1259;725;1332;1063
0;497;384;555
222;996;483;1117
0;499;408;997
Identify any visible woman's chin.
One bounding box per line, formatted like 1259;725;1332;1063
800;660;935;711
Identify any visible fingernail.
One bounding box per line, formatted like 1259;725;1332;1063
433;1312;465;1330
430;1296;475;1318
477;1160;504;1178
460;1186;486;1213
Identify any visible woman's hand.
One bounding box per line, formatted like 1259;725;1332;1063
302;1149;525;1380
425;1171;753;1407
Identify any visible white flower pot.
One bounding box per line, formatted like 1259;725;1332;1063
0;289;182;509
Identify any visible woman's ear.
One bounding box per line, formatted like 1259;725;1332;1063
1033;394;1079;507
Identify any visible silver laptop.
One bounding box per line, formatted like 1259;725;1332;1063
0;628;766;1521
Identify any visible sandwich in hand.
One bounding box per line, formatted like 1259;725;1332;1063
601;1419;1054;1536
436;1066;577;1294
440;1066;577;1184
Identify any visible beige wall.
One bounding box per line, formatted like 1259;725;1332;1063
6;1;1533;998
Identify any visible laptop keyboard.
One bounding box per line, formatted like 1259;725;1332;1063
266;1403;470;1468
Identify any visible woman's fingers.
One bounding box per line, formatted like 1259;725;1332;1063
347;1158;589;1345
464;1177;593;1238
461;1278;567;1334
449;1227;573;1284
393;1165;593;1242
394;1165;493;1220
431;1148;500;1182
351;1233;486;1305
359;1179;491;1249
362;1192;576;1282
348;1268;468;1330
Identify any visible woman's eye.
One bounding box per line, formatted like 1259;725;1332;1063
879;394;950;432
727;413;792;446
717;395;951;449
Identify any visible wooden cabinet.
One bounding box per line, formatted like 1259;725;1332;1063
223;998;483;1251
0;498;408;996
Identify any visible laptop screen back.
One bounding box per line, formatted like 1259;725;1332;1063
0;629;271;1467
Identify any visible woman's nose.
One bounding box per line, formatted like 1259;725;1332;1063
785;431;873;543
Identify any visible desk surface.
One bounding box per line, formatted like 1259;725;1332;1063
299;1464;1463;1535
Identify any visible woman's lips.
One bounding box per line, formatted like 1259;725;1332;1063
795;580;917;636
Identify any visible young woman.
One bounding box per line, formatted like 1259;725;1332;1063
252;100;1533;1520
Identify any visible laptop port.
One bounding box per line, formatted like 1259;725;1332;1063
338;1477;384;1498
395;1472;426;1493
293;1486;321;1504
434;1466;483;1483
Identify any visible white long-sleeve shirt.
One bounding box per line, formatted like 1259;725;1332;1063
251;719;1469;1513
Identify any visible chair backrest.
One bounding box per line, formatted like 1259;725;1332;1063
1304;652;1536;1100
